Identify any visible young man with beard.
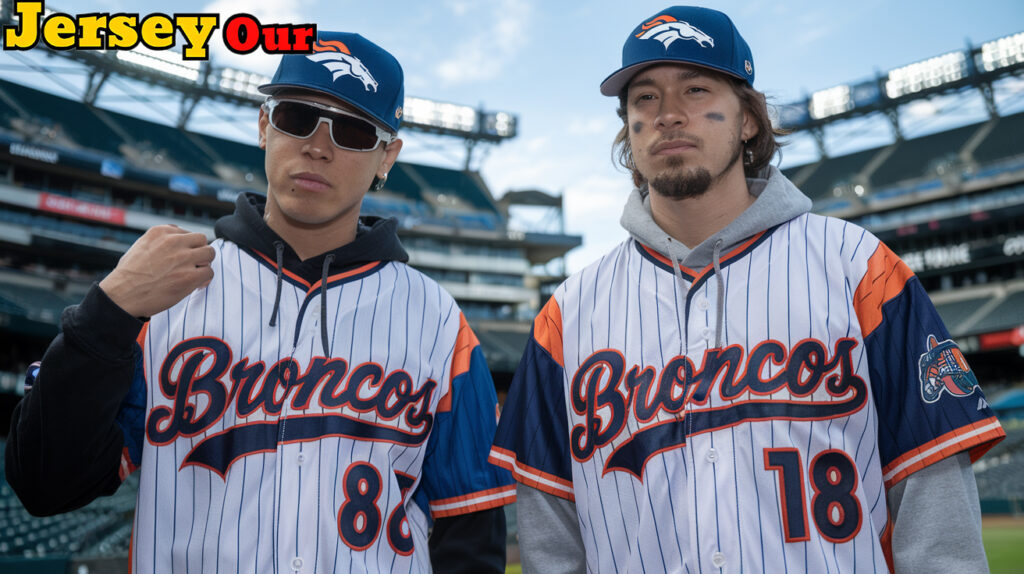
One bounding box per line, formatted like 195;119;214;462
491;6;1002;573
6;31;513;573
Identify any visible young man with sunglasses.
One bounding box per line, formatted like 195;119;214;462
491;6;1001;573
6;31;514;573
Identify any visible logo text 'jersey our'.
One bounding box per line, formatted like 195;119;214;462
145;337;436;477
571;338;866;479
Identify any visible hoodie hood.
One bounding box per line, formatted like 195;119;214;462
620;165;812;349
620;165;811;270
214;192;409;284
215;192;410;356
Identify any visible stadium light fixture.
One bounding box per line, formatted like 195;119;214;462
979;32;1024;72
884;51;967;99
216;68;271;98
404;97;477;132
809;85;853;120
116;48;201;83
401;96;517;141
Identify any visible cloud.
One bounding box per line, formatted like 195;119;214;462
201;0;311;74
433;0;532;85
567;116;615;136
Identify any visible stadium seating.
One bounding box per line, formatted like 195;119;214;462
0;440;138;560
934;296;992;333
972;111;1024;166
790;148;879;201
974;423;1024;501
869;123;979;188
967;290;1024;334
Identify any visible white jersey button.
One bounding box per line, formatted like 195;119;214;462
291;556;303;570
696;297;710;311
706;448;719;463
296;453;306;465
702;327;713;340
711;551;726;568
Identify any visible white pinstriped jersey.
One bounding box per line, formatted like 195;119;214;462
492;213;1003;573
118;238;514;573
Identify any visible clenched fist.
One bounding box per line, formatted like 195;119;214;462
99;225;216;318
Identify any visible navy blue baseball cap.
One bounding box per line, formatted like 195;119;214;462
259;31;405;133
600;6;754;96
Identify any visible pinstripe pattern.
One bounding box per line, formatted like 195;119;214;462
126;239;512;572
492;213;1003;573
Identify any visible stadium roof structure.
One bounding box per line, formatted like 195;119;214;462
778;31;1024;156
0;2;517;170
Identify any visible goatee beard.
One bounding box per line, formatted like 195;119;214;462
648;140;743;200
650;159;713;200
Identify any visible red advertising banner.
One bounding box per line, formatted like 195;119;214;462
978;327;1024;351
37;193;126;225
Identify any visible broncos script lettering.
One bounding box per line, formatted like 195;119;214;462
145;337;437;477
569;338;868;479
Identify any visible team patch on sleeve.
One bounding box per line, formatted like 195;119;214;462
857;243;1004;487
490;298;575;501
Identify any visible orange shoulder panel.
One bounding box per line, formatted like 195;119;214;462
533;298;564;368
853;242;915;338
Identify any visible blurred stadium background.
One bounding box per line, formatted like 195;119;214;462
0;1;1021;571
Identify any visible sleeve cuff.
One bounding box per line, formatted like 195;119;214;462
62;283;145;362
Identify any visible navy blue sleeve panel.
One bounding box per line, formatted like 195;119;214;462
863;276;1004;489
420;344;515;519
490;331;575;502
115;344;148;478
4;283;144;515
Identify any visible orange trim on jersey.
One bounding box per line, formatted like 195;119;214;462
880;514;894;573
853;243;915;338
640;244;699;277
309;261;382;295
639;230;769;283
533;298;564;368
118;446;138;481
253;249;311;289
489;446;575;502
428;485;516;518
437;313;480;413
135;321;149;349
882;416;1004;489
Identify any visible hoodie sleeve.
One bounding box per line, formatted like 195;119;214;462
5;284;145;515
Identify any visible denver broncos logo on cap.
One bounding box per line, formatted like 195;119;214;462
918;334;978;403
635;14;714;50
306;40;379;92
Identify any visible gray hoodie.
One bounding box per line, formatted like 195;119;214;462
514;168;988;574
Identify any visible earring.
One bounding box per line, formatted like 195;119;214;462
743;142;754;166
370;173;388;192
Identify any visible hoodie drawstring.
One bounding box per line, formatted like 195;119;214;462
269;241;284;327
711;239;725;349
320;254;334;356
665;237;690;349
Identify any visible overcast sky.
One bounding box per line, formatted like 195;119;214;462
3;0;1023;271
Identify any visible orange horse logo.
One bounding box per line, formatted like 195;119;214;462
635;15;715;49
306;40;379;92
634;14;716;49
